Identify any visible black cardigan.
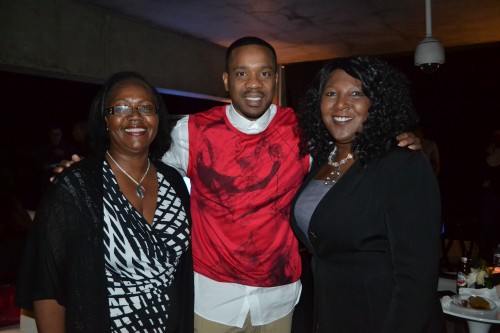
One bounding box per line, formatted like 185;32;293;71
15;155;194;333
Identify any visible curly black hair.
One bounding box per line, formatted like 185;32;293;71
297;55;418;165
87;71;171;160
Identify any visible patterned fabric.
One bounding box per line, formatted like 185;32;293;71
102;162;190;332
187;105;309;287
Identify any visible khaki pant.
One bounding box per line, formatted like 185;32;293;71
194;310;293;333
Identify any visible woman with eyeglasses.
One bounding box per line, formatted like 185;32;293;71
15;72;193;333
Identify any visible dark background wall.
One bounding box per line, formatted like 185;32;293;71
1;42;499;215
0;0;227;98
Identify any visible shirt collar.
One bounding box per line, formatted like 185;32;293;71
226;104;277;134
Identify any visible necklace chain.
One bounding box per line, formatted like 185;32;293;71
106;151;150;199
324;146;353;186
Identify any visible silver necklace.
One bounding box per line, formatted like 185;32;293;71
106;151;150;199
324;146;353;186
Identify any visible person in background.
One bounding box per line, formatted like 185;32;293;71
291;56;444;333
16;72;193;333
39;125;74;172
36;125;76;200
70;120;92;156
53;37;421;333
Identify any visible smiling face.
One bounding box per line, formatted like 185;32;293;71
223;44;278;120
320;70;371;144
105;79;159;156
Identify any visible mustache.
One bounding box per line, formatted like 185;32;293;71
244;88;265;95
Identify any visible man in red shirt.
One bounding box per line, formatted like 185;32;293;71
164;37;307;333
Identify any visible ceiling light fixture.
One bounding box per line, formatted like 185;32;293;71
414;0;445;73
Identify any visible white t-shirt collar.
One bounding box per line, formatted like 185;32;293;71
226;104;277;134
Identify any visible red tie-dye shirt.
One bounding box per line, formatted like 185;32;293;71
187;105;309;287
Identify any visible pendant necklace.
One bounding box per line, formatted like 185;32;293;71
106;151;150;199
324;146;353;186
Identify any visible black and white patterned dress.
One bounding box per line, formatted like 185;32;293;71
102;161;190;332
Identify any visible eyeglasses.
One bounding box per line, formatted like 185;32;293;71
105;104;157;116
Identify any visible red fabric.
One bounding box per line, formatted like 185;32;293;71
0;285;20;327
188;105;309;287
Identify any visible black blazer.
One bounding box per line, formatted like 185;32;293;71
290;148;445;333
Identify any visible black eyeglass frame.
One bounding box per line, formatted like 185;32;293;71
105;104;158;116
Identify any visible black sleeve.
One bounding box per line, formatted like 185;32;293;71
382;152;443;333
15;179;77;311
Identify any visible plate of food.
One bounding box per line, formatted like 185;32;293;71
449;295;498;320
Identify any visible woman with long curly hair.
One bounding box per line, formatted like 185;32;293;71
290;56;444;332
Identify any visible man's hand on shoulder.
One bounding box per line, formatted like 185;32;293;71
50;154;83;182
396;132;421;150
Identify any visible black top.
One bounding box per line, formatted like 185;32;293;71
290;148;445;333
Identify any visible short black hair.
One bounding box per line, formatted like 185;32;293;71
225;36;278;72
297;55;418;165
87;71;171;159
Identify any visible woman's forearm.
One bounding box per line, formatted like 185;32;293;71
34;299;66;333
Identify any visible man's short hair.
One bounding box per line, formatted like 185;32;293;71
225;36;278;72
